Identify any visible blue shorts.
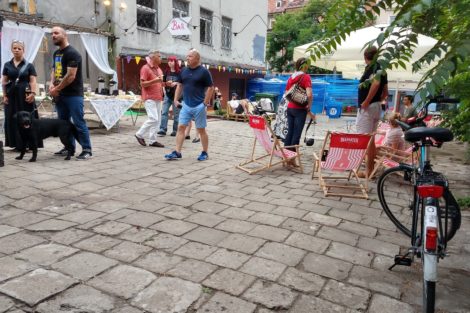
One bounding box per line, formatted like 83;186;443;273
179;103;207;128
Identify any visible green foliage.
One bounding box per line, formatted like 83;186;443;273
441;101;470;142
308;0;470;98
215;109;226;116
307;0;470;142
441;69;470;143
267;0;333;72
457;196;470;210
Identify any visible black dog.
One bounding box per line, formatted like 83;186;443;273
15;111;78;162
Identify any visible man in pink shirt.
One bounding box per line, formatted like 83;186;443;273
135;50;165;147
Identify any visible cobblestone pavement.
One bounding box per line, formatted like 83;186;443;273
0;113;469;313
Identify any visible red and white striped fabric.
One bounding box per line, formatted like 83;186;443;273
322;132;371;171
274;148;297;158
253;129;274;152
382;158;399;168
249;115;299;159
252;129;298;159
322;148;366;171
375;121;391;146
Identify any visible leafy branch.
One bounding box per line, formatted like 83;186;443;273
306;0;470;103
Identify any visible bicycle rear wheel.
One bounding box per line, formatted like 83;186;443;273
377;166;415;237
438;189;461;242
423;278;436;312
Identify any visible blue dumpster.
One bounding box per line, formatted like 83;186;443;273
311;80;329;114
326;102;342;118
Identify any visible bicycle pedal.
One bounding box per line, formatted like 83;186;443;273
393;255;413;266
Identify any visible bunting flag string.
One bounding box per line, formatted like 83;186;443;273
120;55;266;75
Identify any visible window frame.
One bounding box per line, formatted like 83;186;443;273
137;0;158;32
221;16;232;50
200;8;213;46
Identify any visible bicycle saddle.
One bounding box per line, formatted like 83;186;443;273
405;127;453;143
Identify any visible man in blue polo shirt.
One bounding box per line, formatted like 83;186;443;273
165;49;214;161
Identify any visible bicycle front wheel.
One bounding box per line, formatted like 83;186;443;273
377;165;415;237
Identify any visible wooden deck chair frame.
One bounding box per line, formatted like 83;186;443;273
368;145;415;179
225;101;249;122
237;114;303;174
312;131;373;199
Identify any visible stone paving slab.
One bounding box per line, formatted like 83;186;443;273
51;251;119;280
132;277;201;313
35;285;116;313
198;291;256;313
0;294;15;312
0;116;468;312
13;243;78;266
0;256;37;283
0;268;77;306
88;264;156;299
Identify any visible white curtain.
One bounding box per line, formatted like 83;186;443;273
80;33;117;82
1;20;45;74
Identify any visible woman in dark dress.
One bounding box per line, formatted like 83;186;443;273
2;40;39;149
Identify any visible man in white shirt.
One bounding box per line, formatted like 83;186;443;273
228;93;250;114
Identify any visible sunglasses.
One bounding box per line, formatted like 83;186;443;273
12;40;25;46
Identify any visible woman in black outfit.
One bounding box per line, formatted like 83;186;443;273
2;40;39;150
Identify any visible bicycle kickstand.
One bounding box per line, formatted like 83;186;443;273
389;251;413;271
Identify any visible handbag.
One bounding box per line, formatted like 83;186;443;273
304;118;315;146
4;61;29;95
285;74;308;107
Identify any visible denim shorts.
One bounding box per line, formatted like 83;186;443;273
179;103;207;128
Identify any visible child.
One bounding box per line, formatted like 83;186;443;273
383;113;405;150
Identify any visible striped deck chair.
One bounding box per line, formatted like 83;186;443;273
368;145;415;179
375;121;391;146
237;115;302;175
312;131;373;199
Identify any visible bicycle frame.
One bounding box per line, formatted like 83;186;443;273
380;97;461;313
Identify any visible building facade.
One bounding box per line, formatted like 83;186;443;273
267;0;308;31
1;0;268;103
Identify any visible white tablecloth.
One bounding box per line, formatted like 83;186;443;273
88;98;136;130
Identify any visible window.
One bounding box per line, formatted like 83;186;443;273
221;17;232;49
137;0;158;31
200;8;213;45
269;18;276;29
388;15;396;24
173;0;189;18
172;0;189;39
276;0;282;8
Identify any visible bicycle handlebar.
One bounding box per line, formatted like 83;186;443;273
396;119;412;131
430;97;460;104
